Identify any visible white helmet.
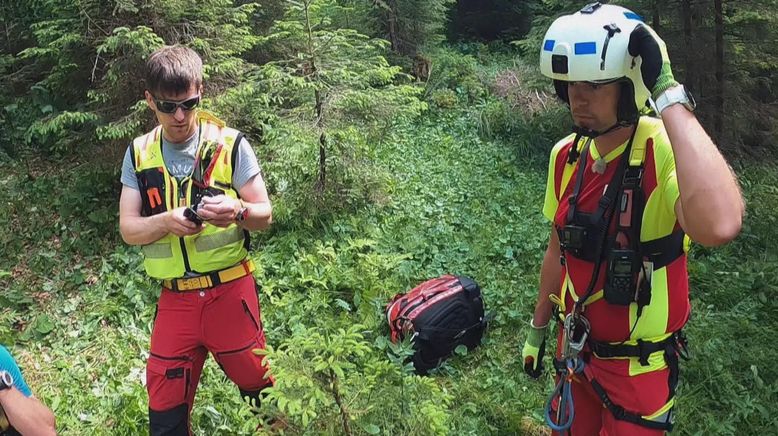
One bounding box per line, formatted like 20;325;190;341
539;2;650;122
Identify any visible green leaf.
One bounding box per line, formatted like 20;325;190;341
34;315;55;335
362;423;381;434
334;298;352;311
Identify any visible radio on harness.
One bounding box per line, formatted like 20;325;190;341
385;275;487;374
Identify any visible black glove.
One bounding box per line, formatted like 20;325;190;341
628;24;679;99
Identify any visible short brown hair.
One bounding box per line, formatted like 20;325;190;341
145;45;203;96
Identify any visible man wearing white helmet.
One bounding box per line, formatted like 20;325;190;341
521;2;744;434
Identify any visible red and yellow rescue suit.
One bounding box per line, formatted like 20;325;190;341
543;117;690;435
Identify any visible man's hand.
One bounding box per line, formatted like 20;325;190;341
628;24;679;99
522;319;548;379
197;195;241;228
166;207;205;237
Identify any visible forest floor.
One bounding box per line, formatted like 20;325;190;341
1;101;776;434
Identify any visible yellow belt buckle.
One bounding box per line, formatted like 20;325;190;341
177;277;201;291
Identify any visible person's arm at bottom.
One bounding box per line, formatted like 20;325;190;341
0;388;56;436
522;227;563;378
533;228;563;327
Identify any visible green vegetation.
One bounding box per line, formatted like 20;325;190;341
2;102;777;434
1;0;777;435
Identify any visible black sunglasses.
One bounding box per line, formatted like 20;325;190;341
153;95;201;114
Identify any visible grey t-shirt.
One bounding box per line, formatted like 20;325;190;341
121;128;261;192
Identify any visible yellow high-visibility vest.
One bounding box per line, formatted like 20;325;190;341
131;115;248;279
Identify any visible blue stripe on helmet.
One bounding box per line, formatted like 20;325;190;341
574;42;597;55
624;12;644;21
543;39;555;51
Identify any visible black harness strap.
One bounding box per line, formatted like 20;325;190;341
589;126;639;235
575;125;639;308
588;377;674;431
588;330;686;366
641;229;686;269
231;132;245;174
566;137;592;224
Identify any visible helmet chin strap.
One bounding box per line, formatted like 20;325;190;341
572;120;628;138
567;120;632;164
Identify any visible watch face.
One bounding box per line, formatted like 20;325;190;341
0;371;12;389
684;85;697;110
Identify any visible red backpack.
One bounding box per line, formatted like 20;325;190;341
386;275;487;374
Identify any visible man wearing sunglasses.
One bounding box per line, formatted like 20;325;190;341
118;45;275;435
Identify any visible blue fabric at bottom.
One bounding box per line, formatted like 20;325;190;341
0;345;32;397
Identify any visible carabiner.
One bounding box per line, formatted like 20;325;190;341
562;313;591;360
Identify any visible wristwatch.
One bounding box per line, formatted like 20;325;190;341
234;201;249;224
654;84;696;115
0;371;13;391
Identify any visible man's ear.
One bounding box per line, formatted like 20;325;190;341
144;90;155;110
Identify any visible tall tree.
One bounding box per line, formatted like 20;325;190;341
259;0;424;198
651;0;661;30
681;0;694;88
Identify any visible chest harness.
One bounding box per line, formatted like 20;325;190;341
545;121;690;432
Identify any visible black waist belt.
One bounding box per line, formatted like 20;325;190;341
588;330;689;366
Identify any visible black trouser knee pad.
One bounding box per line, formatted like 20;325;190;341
149;403;189;436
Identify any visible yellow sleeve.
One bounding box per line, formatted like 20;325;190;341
542;134;576;222
542;150;559;222
654;129;680;217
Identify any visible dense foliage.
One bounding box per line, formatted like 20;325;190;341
1;0;776;435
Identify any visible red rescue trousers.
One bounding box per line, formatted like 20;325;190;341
146;274;273;435
550;363;672;436
550;332;675;436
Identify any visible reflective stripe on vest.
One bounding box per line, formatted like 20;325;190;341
132;116;248;279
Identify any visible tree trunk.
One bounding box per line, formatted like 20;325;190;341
714;0;724;142
303;0;326;192
681;0;694;87
652;0;661;30
317;102;327;192
387;0;400;54
329;369;352;436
